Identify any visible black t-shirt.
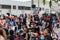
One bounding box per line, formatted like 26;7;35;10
9;35;15;40
45;35;53;40
34;16;39;21
20;33;30;40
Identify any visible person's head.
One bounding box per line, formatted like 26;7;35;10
24;28;29;33
43;28;50;35
6;13;10;16
0;28;7;39
41;8;44;11
46;21;50;27
10;30;14;36
39;8;41;11
25;13;27;18
18;30;24;36
54;23;57;27
31;23;35;28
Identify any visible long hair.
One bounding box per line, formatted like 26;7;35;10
0;28;7;39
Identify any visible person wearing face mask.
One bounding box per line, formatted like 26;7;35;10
43;28;53;40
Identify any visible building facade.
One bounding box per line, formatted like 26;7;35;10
1;0;59;16
0;0;32;16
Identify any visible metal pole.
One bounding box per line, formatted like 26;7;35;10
11;5;13;14
31;0;34;15
32;0;33;5
38;0;39;13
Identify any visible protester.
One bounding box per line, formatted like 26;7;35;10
8;30;15;40
0;9;60;40
0;28;7;40
43;28;53;40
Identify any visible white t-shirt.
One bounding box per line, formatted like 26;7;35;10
53;27;60;39
39;10;45;18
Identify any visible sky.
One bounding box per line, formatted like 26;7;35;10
11;0;31;2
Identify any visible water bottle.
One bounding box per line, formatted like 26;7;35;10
40;35;45;40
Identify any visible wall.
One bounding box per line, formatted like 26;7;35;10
0;9;31;16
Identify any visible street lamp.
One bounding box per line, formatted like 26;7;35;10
38;0;39;13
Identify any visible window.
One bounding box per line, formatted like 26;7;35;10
0;5;2;8
13;6;16;9
18;6;24;10
1;5;11;9
25;7;31;10
18;6;31;10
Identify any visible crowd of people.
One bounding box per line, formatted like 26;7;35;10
0;8;60;40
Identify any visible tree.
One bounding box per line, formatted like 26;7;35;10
49;0;52;8
43;0;45;5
